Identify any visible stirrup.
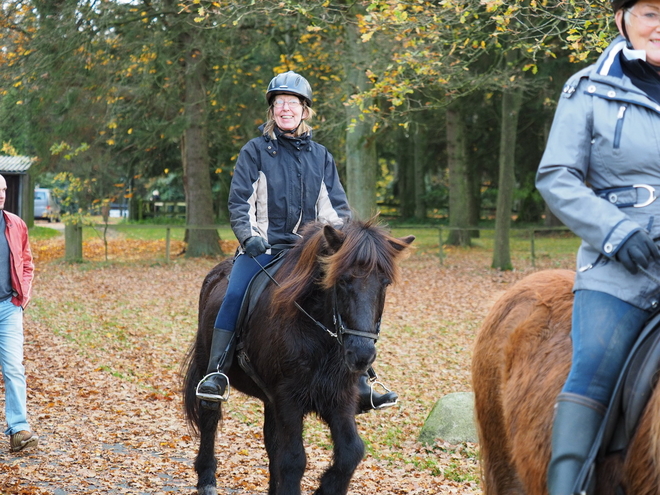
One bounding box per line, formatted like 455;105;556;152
366;376;398;410
196;371;231;402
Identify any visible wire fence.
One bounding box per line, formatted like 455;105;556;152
63;223;576;266
437;225;573;267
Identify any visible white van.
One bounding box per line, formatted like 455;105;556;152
34;188;61;222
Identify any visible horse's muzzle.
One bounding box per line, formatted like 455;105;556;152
344;337;377;373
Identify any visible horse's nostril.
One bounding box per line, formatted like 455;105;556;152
345;344;377;372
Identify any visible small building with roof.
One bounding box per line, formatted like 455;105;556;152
0;156;34;223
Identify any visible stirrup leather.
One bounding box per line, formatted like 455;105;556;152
366;374;398;410
196;371;231;402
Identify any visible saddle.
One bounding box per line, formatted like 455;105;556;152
232;249;289;404
576;310;660;494
234;251;287;334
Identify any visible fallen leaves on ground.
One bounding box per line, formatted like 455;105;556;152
0;236;575;494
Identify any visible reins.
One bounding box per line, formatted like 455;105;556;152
252;250;380;344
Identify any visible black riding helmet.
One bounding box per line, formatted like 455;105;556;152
612;0;641;46
266;71;313;107
612;0;637;12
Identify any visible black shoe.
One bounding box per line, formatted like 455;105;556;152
357;372;398;414
196;372;230;407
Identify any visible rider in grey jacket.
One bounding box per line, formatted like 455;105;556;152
536;1;660;492
537;35;660;310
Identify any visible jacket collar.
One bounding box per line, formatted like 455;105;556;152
594;36;628;78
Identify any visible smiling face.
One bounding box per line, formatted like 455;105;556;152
271;93;308;133
617;0;660;66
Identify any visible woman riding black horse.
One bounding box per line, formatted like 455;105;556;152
196;70;397;413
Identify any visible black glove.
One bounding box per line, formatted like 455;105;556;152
616;230;660;274
243;236;271;257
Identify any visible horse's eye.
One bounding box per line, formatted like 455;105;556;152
382;277;392;286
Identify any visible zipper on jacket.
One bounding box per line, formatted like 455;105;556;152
613;104;627;149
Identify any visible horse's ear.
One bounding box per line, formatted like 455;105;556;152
323;224;345;253
391;235;415;252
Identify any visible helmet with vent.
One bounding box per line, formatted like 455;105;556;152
266;71;313;107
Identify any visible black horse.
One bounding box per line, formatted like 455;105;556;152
182;218;414;495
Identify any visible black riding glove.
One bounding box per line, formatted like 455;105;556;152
616;230;660;274
243;236;271;257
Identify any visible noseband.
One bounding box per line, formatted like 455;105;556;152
331;287;381;344
289;285;381;345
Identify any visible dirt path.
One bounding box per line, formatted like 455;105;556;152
0;240;575;494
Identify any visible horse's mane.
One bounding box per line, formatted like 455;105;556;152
270;218;410;321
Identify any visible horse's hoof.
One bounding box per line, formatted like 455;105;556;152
197;486;218;495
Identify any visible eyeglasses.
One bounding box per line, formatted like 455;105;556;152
627;9;660;28
273;99;302;109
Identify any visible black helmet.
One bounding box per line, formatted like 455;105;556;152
266;71;313;107
611;0;637;11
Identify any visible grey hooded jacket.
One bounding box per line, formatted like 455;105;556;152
536;36;660;310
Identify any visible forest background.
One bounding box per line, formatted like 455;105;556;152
1;0;615;267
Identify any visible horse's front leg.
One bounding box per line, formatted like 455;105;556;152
194;405;221;495
315;406;364;495
263;403;281;495
266;403;306;495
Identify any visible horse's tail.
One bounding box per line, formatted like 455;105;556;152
182;340;202;434
182;260;231;435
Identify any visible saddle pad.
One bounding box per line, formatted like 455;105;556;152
604;310;660;453
234;254;286;337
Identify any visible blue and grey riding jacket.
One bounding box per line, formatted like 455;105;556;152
229;126;351;250
537;36;660;310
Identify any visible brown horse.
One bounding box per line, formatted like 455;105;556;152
472;269;660;495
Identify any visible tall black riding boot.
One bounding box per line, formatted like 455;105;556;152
547;392;605;495
196;328;236;408
356;367;398;414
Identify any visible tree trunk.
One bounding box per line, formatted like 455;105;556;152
446;103;471;247
468;156;481;238
344;22;377;221
398;129;415;219
492;83;524;270
65;222;83;263
180;35;221;258
413;122;427;220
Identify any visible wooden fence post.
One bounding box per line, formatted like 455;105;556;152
438;227;444;265
165;227;171;263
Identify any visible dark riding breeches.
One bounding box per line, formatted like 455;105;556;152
214;252;275;332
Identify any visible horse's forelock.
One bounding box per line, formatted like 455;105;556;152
321;221;404;289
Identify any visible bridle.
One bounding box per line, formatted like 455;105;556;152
253;253;381;345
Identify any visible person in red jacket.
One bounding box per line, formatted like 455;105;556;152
0;174;37;452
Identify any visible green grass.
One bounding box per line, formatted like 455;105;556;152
32;218;580;260
390;225;581;259
94;223;235;242
29;225;62;241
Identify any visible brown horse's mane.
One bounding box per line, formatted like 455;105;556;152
269;218;410;321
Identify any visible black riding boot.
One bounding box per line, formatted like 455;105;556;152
196;328;236;409
356;367;398;414
547;392;605;495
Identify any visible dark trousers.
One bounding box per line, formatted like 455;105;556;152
213;252;275;332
